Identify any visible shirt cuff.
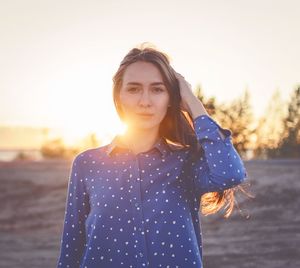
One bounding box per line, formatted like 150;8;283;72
193;114;232;144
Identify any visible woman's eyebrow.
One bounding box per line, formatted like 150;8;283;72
126;82;165;86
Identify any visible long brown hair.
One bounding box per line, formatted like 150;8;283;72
112;43;244;217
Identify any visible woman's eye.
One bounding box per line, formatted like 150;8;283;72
127;87;139;93
152;87;164;93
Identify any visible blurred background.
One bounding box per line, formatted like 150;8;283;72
0;0;299;267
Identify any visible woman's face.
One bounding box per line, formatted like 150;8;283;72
119;61;170;131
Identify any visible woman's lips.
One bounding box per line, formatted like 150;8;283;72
136;113;154;117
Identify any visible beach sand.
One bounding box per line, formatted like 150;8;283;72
0;159;299;267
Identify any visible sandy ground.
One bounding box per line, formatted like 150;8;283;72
0;159;299;268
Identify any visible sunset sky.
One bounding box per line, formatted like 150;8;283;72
1;0;299;146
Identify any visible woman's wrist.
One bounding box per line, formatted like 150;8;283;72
185;94;209;119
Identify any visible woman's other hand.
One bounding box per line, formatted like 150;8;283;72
175;72;208;118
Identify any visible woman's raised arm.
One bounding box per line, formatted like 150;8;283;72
190;114;247;195
175;72;247;195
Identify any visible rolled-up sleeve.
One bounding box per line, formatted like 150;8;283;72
57;155;90;268
191;114;247;196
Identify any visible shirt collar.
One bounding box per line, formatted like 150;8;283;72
105;135;185;157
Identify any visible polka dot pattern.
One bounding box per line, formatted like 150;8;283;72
57;115;247;267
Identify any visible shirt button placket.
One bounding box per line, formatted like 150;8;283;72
131;154;149;267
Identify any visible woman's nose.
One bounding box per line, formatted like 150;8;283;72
139;90;152;106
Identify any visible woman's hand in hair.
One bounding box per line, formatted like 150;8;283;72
175;72;209;118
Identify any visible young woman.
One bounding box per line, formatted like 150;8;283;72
57;44;247;268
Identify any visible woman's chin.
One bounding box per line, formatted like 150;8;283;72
122;116;162;131
127;122;159;131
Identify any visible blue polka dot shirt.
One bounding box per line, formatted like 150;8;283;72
57;114;247;268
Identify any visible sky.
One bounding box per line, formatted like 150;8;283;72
1;0;299;146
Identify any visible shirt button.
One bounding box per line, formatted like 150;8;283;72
139;252;143;257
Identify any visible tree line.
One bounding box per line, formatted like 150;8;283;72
195;85;300;159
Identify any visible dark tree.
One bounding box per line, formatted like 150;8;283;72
254;90;285;158
278;86;300;158
214;90;254;158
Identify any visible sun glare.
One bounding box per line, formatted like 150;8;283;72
62;112;127;148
